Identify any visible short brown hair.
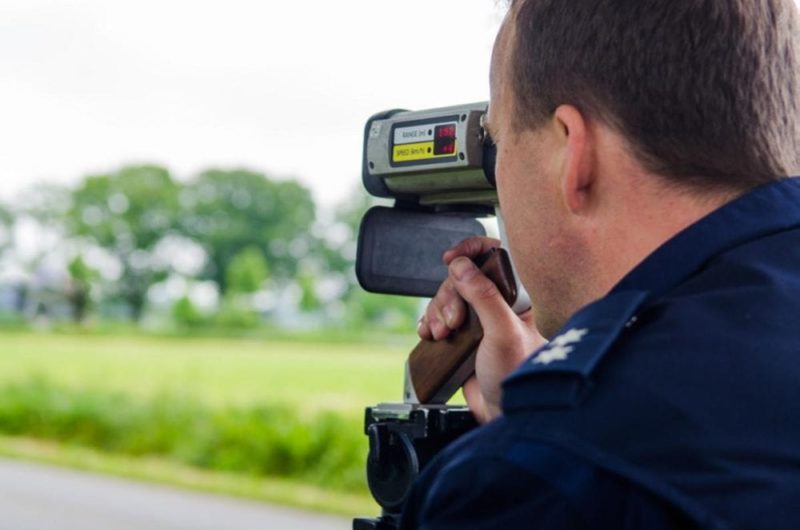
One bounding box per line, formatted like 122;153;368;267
508;0;800;192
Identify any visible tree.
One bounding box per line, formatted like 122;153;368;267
214;246;270;329
172;295;207;329
178;169;315;293
317;187;424;330
66;256;97;323
66;165;180;321
297;271;321;313
344;289;421;331
8;184;73;318
316;186;382;292
226;246;269;294
0;201;12;258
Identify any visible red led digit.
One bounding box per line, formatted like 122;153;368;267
435;124;455;139
433;123;457;155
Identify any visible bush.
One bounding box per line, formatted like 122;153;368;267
214;299;261;329
172;296;208;329
0;377;367;492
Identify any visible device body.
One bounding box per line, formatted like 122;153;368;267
357;101;529;310
354;103;532;529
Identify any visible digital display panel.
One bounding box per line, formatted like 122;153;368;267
433;124;456;155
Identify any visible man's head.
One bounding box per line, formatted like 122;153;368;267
505;0;800;190
488;0;800;336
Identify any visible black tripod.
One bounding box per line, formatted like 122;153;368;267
352;403;476;530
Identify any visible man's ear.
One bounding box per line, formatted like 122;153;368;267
553;105;593;213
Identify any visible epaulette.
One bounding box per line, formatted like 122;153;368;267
502;290;649;412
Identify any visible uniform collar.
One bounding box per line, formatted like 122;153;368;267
611;176;800;299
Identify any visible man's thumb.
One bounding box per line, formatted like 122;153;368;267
448;257;517;334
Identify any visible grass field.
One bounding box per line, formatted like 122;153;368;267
0;329;422;514
0;331;413;414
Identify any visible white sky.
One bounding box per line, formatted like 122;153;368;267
0;0;506;208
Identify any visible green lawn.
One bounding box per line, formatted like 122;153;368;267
0;331;414;416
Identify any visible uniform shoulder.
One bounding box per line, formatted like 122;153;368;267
502;289;649;412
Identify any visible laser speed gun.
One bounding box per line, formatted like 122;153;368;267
359;101;531;401
352;102;531;530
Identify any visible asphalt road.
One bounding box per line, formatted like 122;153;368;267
0;458;352;530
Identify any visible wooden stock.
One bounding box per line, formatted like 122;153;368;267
407;248;518;404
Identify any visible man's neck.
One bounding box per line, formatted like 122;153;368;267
586;175;742;307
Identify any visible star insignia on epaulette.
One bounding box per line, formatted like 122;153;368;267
532;327;589;365
533;345;574;365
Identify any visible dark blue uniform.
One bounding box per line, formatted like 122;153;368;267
400;178;800;529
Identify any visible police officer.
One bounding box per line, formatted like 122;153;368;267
402;0;800;528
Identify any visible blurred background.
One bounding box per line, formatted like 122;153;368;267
0;0;505;525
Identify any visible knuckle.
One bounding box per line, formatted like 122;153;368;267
425;302;440;323
441;281;462;305
465;238;481;253
430;318;449;340
439;277;456;296
417;321;431;339
454;238;478;257
472;277;500;302
430;294;447;316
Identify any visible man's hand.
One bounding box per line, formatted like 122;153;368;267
417;237;546;423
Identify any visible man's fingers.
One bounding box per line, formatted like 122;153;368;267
424;298;450;340
418;278;469;341
417;316;433;340
448;257;518;340
443;236;502;265
418;235;503;342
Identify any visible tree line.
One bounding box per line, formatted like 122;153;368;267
0;164;419;332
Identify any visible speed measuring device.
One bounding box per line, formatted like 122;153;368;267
361;102;497;207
